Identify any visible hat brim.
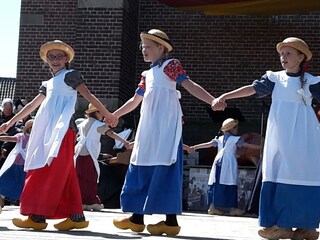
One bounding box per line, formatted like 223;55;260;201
276;42;312;61
85;108;99;114
40;41;75;63
23;120;34;134
220;121;239;132
140;33;173;52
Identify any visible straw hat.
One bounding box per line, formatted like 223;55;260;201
39;40;75;63
276;37;312;61
23;119;34;134
85;103;99;114
220;118;239;132
140;29;173;52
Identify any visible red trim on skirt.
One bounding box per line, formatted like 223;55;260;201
76;155;101;205
20;129;83;219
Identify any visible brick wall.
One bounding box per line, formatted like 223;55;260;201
15;0;320;140
138;0;320;125
16;0;140;116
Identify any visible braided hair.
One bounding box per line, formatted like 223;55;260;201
299;59;307;89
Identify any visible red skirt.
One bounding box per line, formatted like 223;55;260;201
76;155;101;205
20;129;83;219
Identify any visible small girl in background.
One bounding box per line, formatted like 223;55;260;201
0;119;33;213
190;118;260;216
75;103;131;211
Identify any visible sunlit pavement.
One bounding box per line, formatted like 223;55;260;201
0;206;260;240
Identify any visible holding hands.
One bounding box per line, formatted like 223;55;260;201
105;113;118;128
212;96;227;111
0;122;12;135
124;141;134;150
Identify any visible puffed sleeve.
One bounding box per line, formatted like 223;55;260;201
163;59;190;85
252;74;275;98
97;125;111;135
64;70;85;89
211;139;218;147
39;82;47;96
236;137;245;148
135;71;147;96
310;82;320;102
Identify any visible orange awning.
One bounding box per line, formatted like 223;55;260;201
158;0;320;15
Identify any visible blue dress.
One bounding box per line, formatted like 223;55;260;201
253;70;320;229
120;59;187;214
0;133;28;201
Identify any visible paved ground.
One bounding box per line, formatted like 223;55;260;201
0;206;261;240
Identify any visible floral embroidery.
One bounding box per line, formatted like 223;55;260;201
137;76;146;91
164;59;187;81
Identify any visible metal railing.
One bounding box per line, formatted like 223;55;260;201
0;78;15;101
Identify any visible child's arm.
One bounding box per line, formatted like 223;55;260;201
183;144;194;154
0;135;18;143
190;141;214;151
181;79;215;105
0;94;44;134
76;83;118;127
212;85;256;111
242;142;261;150
113;93;143;119
106;130;130;148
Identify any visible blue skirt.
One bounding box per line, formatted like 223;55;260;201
120;141;183;215
0;164;26;201
259;182;320;229
207;165;238;209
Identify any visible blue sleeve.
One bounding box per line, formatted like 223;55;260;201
135;87;145;96
65;70;85;89
236;137;245;148
309;82;320;102
176;74;189;85
252;74;275;98
39;85;46;96
211;139;218;147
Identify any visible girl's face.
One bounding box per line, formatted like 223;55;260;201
140;39;165;64
95;111;104;121
279;46;305;73
230;126;238;135
46;49;68;74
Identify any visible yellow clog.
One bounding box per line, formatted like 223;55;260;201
147;221;180;236
113;217;145;232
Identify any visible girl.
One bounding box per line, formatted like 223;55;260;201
212;37;320;240
190;118;260;216
112;29;216;236
0;40;117;231
0;119;33;213
75;103;131;211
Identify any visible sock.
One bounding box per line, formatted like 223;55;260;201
30;215;46;223
129;213;144;224
165;214;178;226
71;213;86;222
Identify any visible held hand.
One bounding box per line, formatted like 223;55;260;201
187;146;195;154
212;97;227;111
125;141;134;150
0;123;9;135
105;113;118;128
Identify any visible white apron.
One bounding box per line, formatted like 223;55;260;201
130;59;183;166
208;135;240;185
0;133;27;176
262;70;320;186
24;69;77;171
74;118;105;182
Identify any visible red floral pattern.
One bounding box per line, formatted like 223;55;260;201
164;59;187;81
138;76;146;91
